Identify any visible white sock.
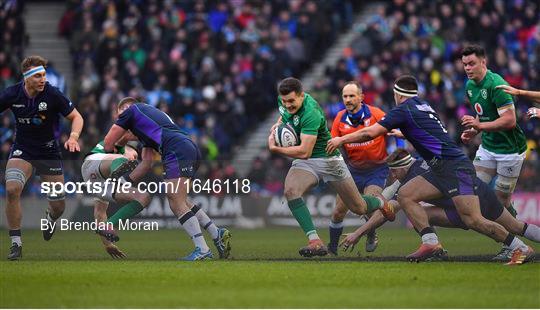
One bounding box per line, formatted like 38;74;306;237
192;205;219;239
421;233;439;245
307;230;320;241
179;212;209;252
523;223;540;242
10;236;22;246
508;236;527;251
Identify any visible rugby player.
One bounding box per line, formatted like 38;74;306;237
326;75;534;265
340;149;539;265
461;45;528;260
268;77;394;258
1;56;83;260
495;84;540;119
102;98;231;260
327;81;389;255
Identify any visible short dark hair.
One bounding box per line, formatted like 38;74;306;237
278;77;303;95
21;55;47;72
394;75;418;92
461;44;486;58
117;96;137;111
343;81;363;94
386;148;411;164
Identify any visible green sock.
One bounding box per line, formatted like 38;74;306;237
107;201;144;226
362;195;382;213
110;157;128;174
288;198;317;237
507;202;518;218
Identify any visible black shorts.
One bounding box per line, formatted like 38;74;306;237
8;143;63;176
161;138;201;179
444;185;503;230
423;158;477;198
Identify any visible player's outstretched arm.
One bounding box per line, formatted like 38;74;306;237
64;108;83;152
326;123;388;154
496;85;540;103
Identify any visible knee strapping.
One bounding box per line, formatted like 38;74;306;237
494;175;517;194
5;168;27;187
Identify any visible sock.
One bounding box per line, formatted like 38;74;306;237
110;157;128;174
288;198;318;240
179;211;209;252
362;195;382;213
507;204;518;218
504;233;527;251
420;227;439;245
328;220;344;248
107;201;144;226
9;229;22;246
523;223;540;242
191;204;219;240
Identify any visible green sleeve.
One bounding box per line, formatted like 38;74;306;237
492;78;514;109
300;110;321;136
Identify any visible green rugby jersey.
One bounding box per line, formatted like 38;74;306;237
277;93;339;158
90;140;126;155
466;70;527;154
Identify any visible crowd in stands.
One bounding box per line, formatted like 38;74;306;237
253;0;540;194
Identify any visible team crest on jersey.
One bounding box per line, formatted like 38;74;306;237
38;102;48;111
480;89;487;99
467;90;472;97
474;103;483;115
13;150;22;156
293;115;299;126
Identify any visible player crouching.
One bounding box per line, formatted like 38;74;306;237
81;133;148;258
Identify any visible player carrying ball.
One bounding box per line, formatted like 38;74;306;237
268;77;394;258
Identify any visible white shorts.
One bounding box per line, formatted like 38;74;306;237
473;144;525;178
81;153;114;202
291;155;351;183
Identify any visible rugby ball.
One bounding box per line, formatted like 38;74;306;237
274;123;299;147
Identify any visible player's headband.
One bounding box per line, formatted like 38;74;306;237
23;66;46;79
393;84;417;97
388;154;413;169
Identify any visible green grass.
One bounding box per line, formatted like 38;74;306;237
0;228;539;308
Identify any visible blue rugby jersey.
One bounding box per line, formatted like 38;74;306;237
378;96;467;162
0;81;74;153
115;103;189;154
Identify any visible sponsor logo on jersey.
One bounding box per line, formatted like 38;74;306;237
364;119;371;126
12;104;25;108
293;115;299;126
38;101;48;111
467;90;472;97
278;106;285;115
480;89;487;99
13;150;22;156
474;102;483;115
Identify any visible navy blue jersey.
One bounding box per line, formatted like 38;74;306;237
400;160;502;218
0;81;74;152
378;97;467;162
115;103;189;154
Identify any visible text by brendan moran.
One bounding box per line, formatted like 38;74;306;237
40;219;159;232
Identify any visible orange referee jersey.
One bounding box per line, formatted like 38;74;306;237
331;104;387;169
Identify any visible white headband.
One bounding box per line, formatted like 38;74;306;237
393;84;418;97
388;154;414;169
23;66;45;79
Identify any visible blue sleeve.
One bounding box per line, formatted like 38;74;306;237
51;86;74;116
377;105;408;130
0;88;11;113
115;106;134;129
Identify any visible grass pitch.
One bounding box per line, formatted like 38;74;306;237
0;228;539;308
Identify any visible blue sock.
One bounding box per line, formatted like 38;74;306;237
329;220;344;248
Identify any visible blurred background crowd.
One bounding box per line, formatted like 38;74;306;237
1;0;539;197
